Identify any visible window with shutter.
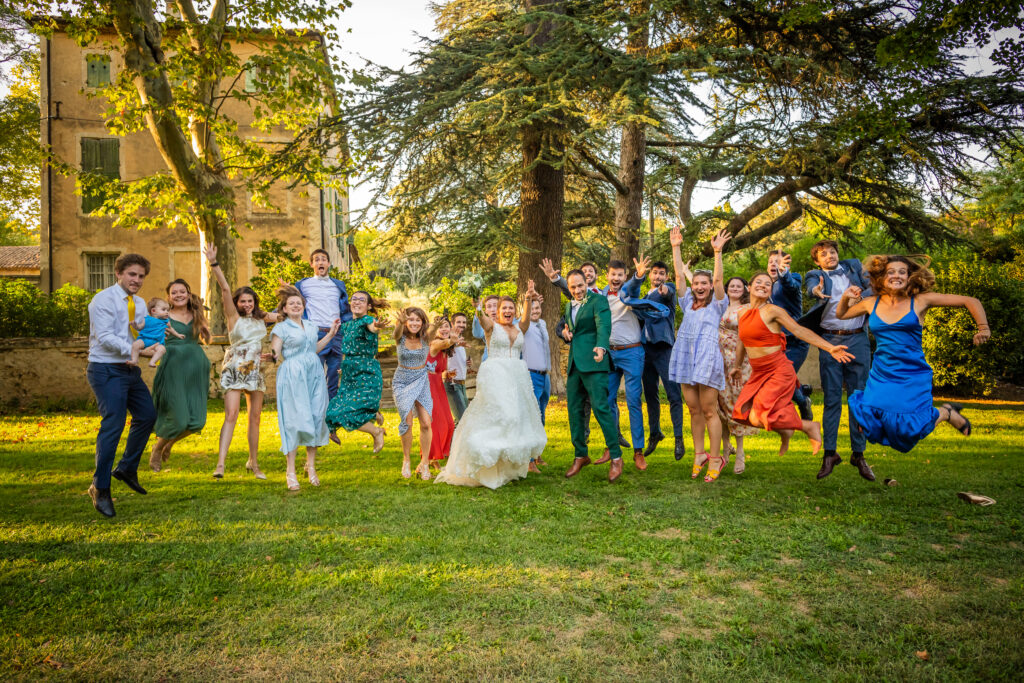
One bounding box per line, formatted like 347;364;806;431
85;253;118;291
85;54;111;88
81;138;120;214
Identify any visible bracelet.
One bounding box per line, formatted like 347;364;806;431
209;261;219;267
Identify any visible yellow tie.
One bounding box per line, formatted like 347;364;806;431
126;295;138;339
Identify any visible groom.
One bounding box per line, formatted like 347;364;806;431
561;270;625;482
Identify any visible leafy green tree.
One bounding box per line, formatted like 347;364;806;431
0;46;41;243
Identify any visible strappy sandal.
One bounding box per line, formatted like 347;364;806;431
286;472;300;491
943;403;972;436
691;452;708;479
957;491;995;506
304;464;320;487
704;455;727;483
401;460;412;479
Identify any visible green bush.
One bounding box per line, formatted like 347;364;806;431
428;277;518;318
0;280;94;338
249;240;394;313
922;254;1024;395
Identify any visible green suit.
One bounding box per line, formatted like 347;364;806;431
565;293;622;460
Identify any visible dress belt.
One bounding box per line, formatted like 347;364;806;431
610;342;642;351
399;363;426;370
822;327;864;336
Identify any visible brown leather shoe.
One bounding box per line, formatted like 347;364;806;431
609;457;623;482
850;453;876;482
565;456;592;478
633;449;647;471
816;451;842;480
594;449;611;465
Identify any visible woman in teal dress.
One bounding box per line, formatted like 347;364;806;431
835;255;989;453
150;279;211;472
271;285;340;491
326;291;390;452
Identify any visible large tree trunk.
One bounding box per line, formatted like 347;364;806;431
611;2;650;263
106;0;235;336
522;0;568;395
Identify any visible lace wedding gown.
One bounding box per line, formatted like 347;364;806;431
435;324;547;489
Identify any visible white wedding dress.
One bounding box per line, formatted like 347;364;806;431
435;324;547;489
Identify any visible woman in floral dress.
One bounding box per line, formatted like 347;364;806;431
717;276;759;474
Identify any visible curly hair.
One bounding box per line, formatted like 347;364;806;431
865;255;935;297
165;279;211;344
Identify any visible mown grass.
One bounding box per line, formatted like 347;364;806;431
1;397;1022;681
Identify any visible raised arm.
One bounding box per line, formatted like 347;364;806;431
670;225;692;291
766;305;854;363
475;302;495;334
393;309;408;344
918;292;990;345
204;244;239;330
518;280;540;334
539;258;570;299
835;286;872;320
710;229;730;300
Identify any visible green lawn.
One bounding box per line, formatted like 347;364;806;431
1;398;1022;680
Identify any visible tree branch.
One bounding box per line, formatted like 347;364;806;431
576;146;628;197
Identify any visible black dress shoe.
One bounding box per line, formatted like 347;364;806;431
796;394;814;421
112;468;147;495
618;433;630;448
850;453;876;482
643;432;664;458
816;451;842;480
88;484;115;518
801;384;813;397
674;440;686;461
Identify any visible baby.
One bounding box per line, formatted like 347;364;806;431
130;298;185;367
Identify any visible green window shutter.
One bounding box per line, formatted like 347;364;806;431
86;54;111;87
81;138;119;213
245;62;258;93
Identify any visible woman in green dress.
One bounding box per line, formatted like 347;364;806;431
326;291;390;452
149;278;212;471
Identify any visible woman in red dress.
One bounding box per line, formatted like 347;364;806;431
426;316;457;467
731;272;854;459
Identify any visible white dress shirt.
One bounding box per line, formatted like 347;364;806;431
606;290;641;346
88;283;146;363
302;276;341;328
820;268;866;331
449;345;468;380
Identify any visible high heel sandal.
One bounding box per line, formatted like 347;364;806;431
372;427;386;454
304;464;320;487
416;463;431;481
212;464;225;479
246;461;267;480
286;472;300;491
691;452;708;479
401;460;412;479
704;455;726;483
733;451;746;475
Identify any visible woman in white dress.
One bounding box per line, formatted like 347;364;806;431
435;281;547;489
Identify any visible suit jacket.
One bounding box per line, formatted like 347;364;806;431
802;258;873;334
562;293;611;374
770;270;803;340
640;281;678;346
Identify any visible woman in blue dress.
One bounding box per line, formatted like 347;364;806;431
270;285;340;491
835;255;989;453
669;226;733;481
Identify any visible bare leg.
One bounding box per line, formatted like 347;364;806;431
285;448;299;490
415;402;433;479
681;384;706;457
148;343;167;368
356;421;385;453
799;420;822;455
245;391;265;476
305;446;319;485
130;339;145;365
734;434;746;474
699;385;724;477
150;432;190;470
778;429;793;457
215;389;242;476
401;412;415;477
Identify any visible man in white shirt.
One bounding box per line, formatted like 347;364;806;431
291;249;352;402
85;253;157;517
445;312;471;420
805;239;875;481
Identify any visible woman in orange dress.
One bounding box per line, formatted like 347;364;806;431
731;272;854;461
426;316;457;467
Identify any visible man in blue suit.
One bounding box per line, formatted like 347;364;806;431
292;249;353;404
544;257;670;470
639;260;685;461
804;240;875;482
768;249;814;421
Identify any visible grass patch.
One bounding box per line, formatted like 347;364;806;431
1;398;1022;680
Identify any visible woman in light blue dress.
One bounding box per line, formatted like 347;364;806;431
270;285;340;491
834;255;988;453
669;227;732;479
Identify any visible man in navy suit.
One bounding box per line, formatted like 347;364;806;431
639;260;685;461
805;240;875;482
767;249;813;421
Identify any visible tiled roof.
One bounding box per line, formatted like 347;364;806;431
0;246;41;270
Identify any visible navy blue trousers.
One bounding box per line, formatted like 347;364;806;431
87;362;156;489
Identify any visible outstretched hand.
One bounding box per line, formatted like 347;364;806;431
670;225;683;248
812;280;826;299
710;229;731;253
538;258;560;282
841;285;862;302
204;244;218;264
829;344;854;363
633;254;650;279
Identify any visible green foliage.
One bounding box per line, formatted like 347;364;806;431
0;47;41;239
923;253;1024;395
428;277;517;317
0;280;93;338
249;239;394;312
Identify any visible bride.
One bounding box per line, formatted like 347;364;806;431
435;281;548;489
